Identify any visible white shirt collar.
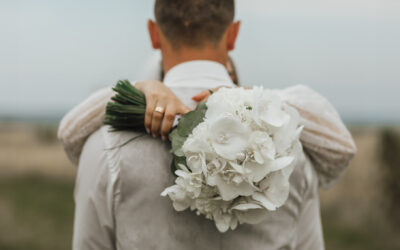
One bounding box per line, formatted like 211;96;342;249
163;60;235;89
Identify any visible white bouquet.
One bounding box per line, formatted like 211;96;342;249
105;82;303;232
161;87;303;232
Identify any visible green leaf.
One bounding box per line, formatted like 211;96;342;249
169;101;207;151
168;101;208;172
176;101;207;137
169;129;186;157
170;155;187;175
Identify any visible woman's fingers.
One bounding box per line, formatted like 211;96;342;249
179;105;191;115
160;103;192;140
139;79;195;139
160;104;176;141
192;90;210;102
146;97;190;139
144;95;157;134
150;100;166;137
192;86;233;102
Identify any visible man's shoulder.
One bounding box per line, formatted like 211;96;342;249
98;126;174;192
99;126;171;160
81;125;171;169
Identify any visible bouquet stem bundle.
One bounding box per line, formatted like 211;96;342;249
104;80;146;131
104;79;207;173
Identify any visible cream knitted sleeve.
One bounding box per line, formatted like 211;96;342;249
57;87;113;165
280;85;357;189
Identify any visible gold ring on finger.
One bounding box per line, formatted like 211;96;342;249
154;106;165;114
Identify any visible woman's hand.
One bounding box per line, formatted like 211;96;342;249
135;80;191;140
192;86;230;102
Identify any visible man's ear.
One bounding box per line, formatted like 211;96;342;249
226;21;241;51
148;19;161;49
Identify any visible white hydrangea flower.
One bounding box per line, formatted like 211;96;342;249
248;131;275;164
208;116;251;160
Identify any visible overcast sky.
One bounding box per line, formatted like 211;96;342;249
1;0;399;124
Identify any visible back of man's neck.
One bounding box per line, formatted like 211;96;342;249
161;47;228;74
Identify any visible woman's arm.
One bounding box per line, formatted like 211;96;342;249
58;81;190;166
58;87;114;165
279;85;357;189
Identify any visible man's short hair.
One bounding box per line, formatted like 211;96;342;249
154;0;235;49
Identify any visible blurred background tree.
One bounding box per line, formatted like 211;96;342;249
381;129;400;231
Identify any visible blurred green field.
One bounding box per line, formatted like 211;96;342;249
1;123;400;250
1;174;398;250
0;175;74;250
